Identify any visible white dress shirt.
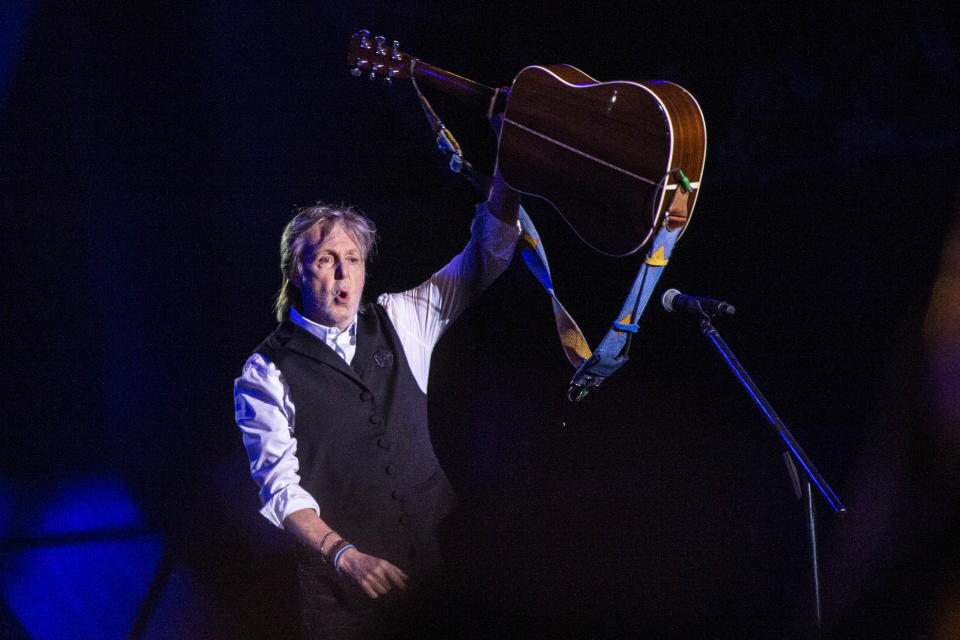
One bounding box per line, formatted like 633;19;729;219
234;204;519;528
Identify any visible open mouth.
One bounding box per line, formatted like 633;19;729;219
336;290;349;301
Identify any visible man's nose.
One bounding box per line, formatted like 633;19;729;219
334;261;344;278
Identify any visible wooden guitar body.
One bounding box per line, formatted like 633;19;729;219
498;65;706;256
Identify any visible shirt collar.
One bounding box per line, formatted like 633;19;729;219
289;307;357;345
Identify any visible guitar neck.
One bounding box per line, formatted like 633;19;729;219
410;60;504;112
348;31;507;114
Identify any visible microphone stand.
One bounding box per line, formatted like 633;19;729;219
693;310;846;637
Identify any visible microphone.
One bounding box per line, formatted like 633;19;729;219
662;288;736;316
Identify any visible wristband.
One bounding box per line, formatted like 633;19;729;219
333;544;355;576
324;538;348;565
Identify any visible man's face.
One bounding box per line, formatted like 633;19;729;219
293;222;365;330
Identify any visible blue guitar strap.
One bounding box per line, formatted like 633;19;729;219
517;208;594;367
518;174;693;401
566;221;681;401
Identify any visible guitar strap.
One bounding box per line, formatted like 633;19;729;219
410;69;693;400
521;180;689;401
410;60;472;178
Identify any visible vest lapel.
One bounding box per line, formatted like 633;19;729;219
350;304;381;380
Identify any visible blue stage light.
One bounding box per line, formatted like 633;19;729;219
0;475;165;640
32;475;144;536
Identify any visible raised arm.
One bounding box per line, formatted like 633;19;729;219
378;180;521;392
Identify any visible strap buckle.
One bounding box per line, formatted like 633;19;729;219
567;352;630;402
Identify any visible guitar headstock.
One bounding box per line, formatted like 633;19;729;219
347;29;413;82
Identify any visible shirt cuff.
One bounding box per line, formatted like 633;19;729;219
259;484;321;529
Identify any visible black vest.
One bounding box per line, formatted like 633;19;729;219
254;304;456;572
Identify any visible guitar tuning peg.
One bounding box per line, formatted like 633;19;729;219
376;35;387;56
359;29;372;49
351;58;367;77
392;40;401;61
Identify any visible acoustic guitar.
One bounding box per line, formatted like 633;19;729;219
347;30;706;257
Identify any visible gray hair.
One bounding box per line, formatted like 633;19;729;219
274;202;377;322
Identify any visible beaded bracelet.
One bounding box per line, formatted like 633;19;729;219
318;531;336;562
333;544;355;576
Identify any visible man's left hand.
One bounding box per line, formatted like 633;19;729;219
337;547;409;599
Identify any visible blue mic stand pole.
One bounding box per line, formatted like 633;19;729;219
694;309;846;637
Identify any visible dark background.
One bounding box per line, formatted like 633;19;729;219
2;1;959;638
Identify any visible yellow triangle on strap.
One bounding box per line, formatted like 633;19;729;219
645;246;669;266
559;327;592;364
552;299;592;365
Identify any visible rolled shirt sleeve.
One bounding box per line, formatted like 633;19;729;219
234;353;320;528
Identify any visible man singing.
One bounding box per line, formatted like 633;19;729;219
234;172;520;638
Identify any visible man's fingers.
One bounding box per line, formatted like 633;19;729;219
385;565;408;589
371;562;406;592
361;563;401;597
360;569;391;597
344;551;411;599
367;577;389;596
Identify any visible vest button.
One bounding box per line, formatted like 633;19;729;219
369;414;381;424
385;465;393;475
376;438;390;450
360;391;371;401
391;489;404;501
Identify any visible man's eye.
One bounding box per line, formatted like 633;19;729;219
349;257;360;264
317;256;331;265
